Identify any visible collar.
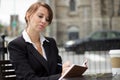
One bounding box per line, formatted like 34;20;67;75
22;29;49;45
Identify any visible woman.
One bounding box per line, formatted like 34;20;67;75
8;2;70;80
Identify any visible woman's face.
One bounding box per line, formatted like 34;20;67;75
28;6;49;32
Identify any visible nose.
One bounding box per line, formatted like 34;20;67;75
41;17;47;24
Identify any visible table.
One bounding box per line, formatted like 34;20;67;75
61;73;120;80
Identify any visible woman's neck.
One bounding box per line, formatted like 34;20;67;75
26;28;40;43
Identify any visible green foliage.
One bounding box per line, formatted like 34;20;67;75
0;24;3;28
0;24;4;32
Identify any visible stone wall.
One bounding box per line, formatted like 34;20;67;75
38;0;120;45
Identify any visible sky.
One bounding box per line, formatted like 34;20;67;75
0;0;37;25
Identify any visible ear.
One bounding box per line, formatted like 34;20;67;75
26;12;29;22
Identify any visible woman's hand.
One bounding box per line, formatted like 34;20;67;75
61;61;72;76
82;59;88;68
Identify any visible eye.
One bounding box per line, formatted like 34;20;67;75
46;18;49;22
38;15;43;18
38;14;49;22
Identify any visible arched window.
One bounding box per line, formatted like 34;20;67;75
68;26;79;40
69;0;76;11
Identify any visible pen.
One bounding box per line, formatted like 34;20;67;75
82;59;88;67
57;63;62;66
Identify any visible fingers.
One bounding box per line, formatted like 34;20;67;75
62;61;72;76
82;59;88;67
63;61;71;68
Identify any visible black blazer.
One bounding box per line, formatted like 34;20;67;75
7;35;62;80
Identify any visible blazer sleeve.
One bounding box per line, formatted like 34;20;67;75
50;38;62;73
7;38;61;80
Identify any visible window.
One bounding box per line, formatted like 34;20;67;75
69;0;76;12
68;32;79;40
91;32;106;40
67;26;79;40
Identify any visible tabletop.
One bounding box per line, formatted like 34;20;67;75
61;73;120;80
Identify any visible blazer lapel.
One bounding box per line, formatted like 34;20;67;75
43;41;50;61
43;41;55;70
26;43;49;72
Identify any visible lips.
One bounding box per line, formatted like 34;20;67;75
39;25;45;29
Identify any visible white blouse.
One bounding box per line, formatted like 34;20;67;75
22;30;49;60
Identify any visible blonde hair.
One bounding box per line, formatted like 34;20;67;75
25;2;53;24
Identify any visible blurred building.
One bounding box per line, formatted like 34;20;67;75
39;0;120;45
10;15;19;37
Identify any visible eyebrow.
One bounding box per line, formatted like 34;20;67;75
37;12;49;17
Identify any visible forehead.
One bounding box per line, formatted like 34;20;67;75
35;6;49;16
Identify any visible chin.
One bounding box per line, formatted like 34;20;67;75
37;29;43;32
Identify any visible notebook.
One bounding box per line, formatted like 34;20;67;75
59;59;88;80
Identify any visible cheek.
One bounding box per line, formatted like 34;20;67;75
29;17;38;25
33;17;41;23
29;15;37;23
46;23;49;27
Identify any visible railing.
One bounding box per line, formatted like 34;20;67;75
0;34;7;60
59;47;112;74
